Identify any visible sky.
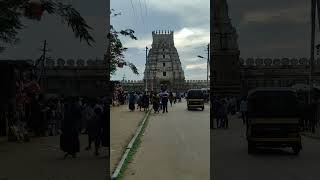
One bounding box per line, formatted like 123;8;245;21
229;0;316;59
110;0;210;81
0;0;108;60
1;0;317;81
111;0;319;81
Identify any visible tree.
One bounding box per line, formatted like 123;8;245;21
0;0;95;53
108;9;139;75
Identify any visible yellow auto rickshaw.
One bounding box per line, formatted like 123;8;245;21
186;89;204;111
246;87;302;155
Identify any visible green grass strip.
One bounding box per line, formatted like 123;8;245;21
116;110;151;180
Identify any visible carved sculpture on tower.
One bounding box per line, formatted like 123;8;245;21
211;0;241;96
144;30;185;92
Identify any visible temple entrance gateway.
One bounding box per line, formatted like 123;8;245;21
144;30;185;92
212;0;241;97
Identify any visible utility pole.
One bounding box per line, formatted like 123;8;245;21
310;0;316;104
42;40;47;63
207;43;210;89
151;73;154;91
145;46;148;92
122;74;126;83
37;40;47;83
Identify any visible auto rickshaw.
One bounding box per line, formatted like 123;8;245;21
246;87;302;155
186;89;204;111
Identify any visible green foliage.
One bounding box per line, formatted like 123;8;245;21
0;0;94;52
109;9;139;75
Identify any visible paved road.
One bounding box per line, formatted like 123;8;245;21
0;135;109;180
123;100;210;180
212;114;320;180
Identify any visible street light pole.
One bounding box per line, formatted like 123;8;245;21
197;54;209;89
207;43;210;89
145;46;148;92
310;0;316;104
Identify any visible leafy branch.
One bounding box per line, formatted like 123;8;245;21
0;0;95;52
108;10;139;75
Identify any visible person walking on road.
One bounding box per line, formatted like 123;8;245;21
159;94;163;111
221;100;229;129
161;90;169;113
217;99;228;129
240;97;248;125
216;98;224;128
169;92;174;107
212;97;220;129
60;97;81;159
85;107;103;156
152;93;160;113
137;93;143;111
128;92;136;111
142;92;150;111
82;100;95;134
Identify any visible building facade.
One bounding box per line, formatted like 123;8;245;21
240;57;320;94
121;80;209;93
211;0;241;97
27;58;108;97
144;30;185;92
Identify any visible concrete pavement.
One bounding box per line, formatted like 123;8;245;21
110;104;146;173
0;135;108;180
123;100;210;180
0;103;148;180
212;113;320;180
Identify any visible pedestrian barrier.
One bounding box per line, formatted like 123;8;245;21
111;109;151;180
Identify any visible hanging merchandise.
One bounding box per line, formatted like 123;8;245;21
25;81;41;95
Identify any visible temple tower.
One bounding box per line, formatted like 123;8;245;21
211;0;241;96
144;30;185;92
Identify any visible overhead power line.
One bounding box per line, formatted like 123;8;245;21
130;0;138;25
144;0;149;32
138;0;145;27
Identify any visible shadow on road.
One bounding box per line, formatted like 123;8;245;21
185;109;205;112
250;148;298;157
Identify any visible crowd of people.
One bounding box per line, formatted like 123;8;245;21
211;95;320;133
212;96;247;129
127;89;183;114
59;96;108;158
112;84;127;106
9;94;109;158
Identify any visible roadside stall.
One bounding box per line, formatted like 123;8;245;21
0;60;35;141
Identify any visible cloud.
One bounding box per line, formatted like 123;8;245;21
240;6;308;25
123;37;152;49
111;0;209;80
147;0;209;23
174;27;210;49
185;63;207;70
123;27;209;49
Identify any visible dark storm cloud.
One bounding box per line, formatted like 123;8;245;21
227;0;313;58
0;0;107;60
